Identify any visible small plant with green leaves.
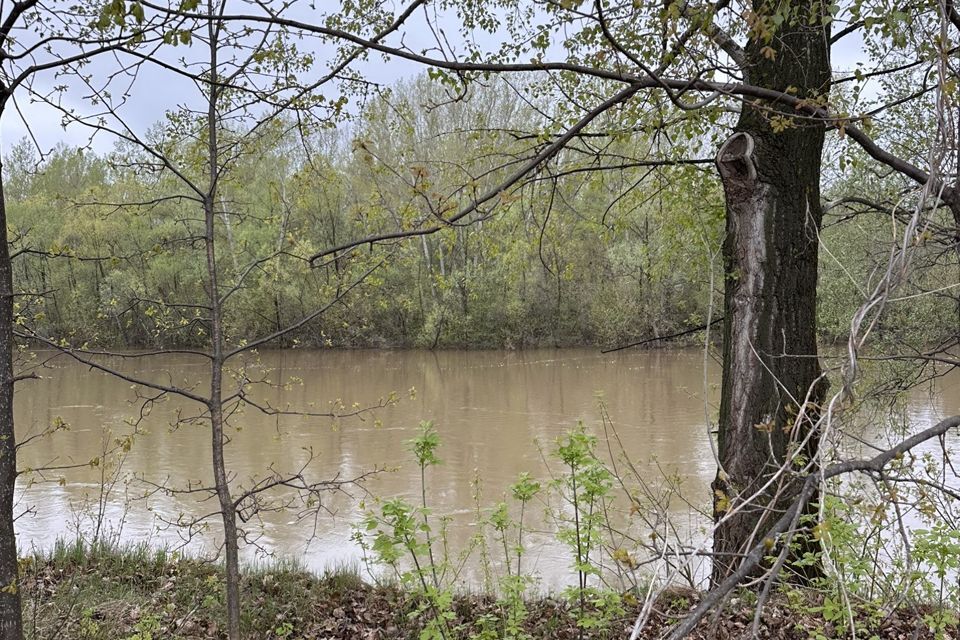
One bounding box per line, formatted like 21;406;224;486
201;573;224;610
470;471;495;593
274;620;295;638
124;614;161;640
469;612;502;640
78;607;101;638
782;487;960;639
912;524;960;638
551;424;622;637
358;421;458;640
484;471;543;640
510;472;541;577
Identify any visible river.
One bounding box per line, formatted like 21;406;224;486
13;348;960;589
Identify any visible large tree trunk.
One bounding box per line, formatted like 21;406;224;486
711;0;831;585
0;162;23;640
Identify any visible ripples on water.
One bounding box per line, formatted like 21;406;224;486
14;349;960;589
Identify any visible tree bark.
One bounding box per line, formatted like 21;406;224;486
210;380;242;640
0;159;24;640
204;4;241;637
711;0;831;585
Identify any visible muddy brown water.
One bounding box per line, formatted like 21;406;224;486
13;349;960;589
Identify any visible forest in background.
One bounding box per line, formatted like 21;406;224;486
7;76;957;351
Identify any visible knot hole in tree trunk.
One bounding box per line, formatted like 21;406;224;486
716;132;757;187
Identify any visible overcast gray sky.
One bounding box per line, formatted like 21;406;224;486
0;4;870;157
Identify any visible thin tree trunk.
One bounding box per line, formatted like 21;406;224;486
0;157;24;640
220;195;239;273
210;374;241;639
204;4;242;637
711;0;830;585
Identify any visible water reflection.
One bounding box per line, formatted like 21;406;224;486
13;349;959;588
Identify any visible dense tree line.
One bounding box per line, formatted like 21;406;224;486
7;77;955;351
7;78;718;349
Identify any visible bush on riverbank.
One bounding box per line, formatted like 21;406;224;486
19;540;959;640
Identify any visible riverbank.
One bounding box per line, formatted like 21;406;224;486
19;541;957;639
